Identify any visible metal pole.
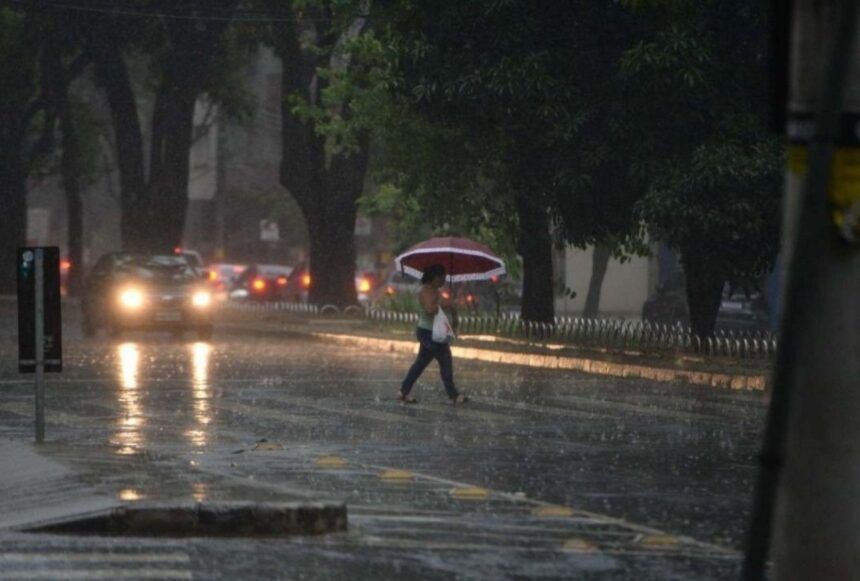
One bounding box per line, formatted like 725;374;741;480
743;0;860;578
34;248;45;444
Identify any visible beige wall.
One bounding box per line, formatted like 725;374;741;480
556;245;657;317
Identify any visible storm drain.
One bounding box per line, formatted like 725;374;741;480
24;502;347;537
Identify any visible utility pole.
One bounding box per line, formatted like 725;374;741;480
743;1;860;579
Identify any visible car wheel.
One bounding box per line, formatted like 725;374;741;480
196;325;213;341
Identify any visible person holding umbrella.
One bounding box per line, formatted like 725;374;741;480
398;263;469;404
394;237;506;404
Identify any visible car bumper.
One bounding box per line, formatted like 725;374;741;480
110;305;212;329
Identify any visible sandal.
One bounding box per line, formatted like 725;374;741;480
451;394;470;404
397;393;419;404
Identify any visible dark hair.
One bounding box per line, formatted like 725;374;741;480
421;264;446;284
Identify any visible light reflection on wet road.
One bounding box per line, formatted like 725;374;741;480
116;343;144;456
0;309;767;579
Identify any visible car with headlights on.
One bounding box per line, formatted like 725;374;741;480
82;253;214;339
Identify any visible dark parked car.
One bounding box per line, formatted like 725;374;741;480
642;281;770;334
207;263;247;298
82;253;214;339
231;264;293;301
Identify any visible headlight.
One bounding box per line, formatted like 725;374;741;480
119;288;145;309
192;290;212;308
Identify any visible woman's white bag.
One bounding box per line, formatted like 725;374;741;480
432;308;456;344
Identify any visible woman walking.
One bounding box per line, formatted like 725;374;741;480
398;264;469;404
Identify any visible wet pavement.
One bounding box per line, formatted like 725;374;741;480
0;301;767;579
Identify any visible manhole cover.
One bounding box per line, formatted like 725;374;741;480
24;502;347;537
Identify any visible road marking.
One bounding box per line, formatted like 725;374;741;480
217;400;319;427
316;455;348;468
552;394;727;423
252;441;284;451
0;571;192;581
416;402;516;423
379;469;415;481
355;460;738;556
479;397;611;421
352;536;736;558
636;533;681;549
533;505;576;518
562;538;599;553
450;486;490;499
0;553;190;563
289;396;420;425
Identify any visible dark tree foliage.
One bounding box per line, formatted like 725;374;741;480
0;8;49;293
372;0;643;322
82;0;248;252
0;6;92;293
372;0;780;331
623;0;782;336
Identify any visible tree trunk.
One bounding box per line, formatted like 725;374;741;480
681;249;724;337
90;11;233;252
516;194;555;323
59;103;85;296
147;82;197;252
90;33;148;251
305;199;359;307
0;156;28;294
276;14;369;308
583;244;611;318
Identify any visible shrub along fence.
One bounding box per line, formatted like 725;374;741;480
223;301;778;361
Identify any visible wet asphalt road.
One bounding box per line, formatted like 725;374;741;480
0;301;768;579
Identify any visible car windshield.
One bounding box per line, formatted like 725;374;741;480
114;255;199;283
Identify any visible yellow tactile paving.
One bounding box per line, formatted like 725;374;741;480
450;486;490;499
562;538;598;553
636;533;680;549
315;455;348;468
379;469;416;481
532;505;576;518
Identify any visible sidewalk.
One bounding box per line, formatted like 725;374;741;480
219;312;770;391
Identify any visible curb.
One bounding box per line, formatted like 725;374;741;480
26;501;348;537
312;332;768;391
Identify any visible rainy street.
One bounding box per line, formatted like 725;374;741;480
0;303;767;579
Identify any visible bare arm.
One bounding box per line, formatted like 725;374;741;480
419;286;439;315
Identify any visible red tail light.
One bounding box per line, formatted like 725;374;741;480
277;276;288;286
301;273;312;289
252;278;267;291
490;275;499;284
60;259;72;271
173;246;183;254
358;277;371;293
386;286;395;296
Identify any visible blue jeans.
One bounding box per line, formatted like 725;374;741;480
401;328;459;399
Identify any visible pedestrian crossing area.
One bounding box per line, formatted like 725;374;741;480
0;547;192;581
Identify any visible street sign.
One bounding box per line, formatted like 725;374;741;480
260;219;280;242
18;247;62;444
18;247;63;373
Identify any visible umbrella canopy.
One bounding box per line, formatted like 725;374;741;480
394;237;506;282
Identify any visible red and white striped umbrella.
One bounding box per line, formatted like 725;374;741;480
394;237;506;282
